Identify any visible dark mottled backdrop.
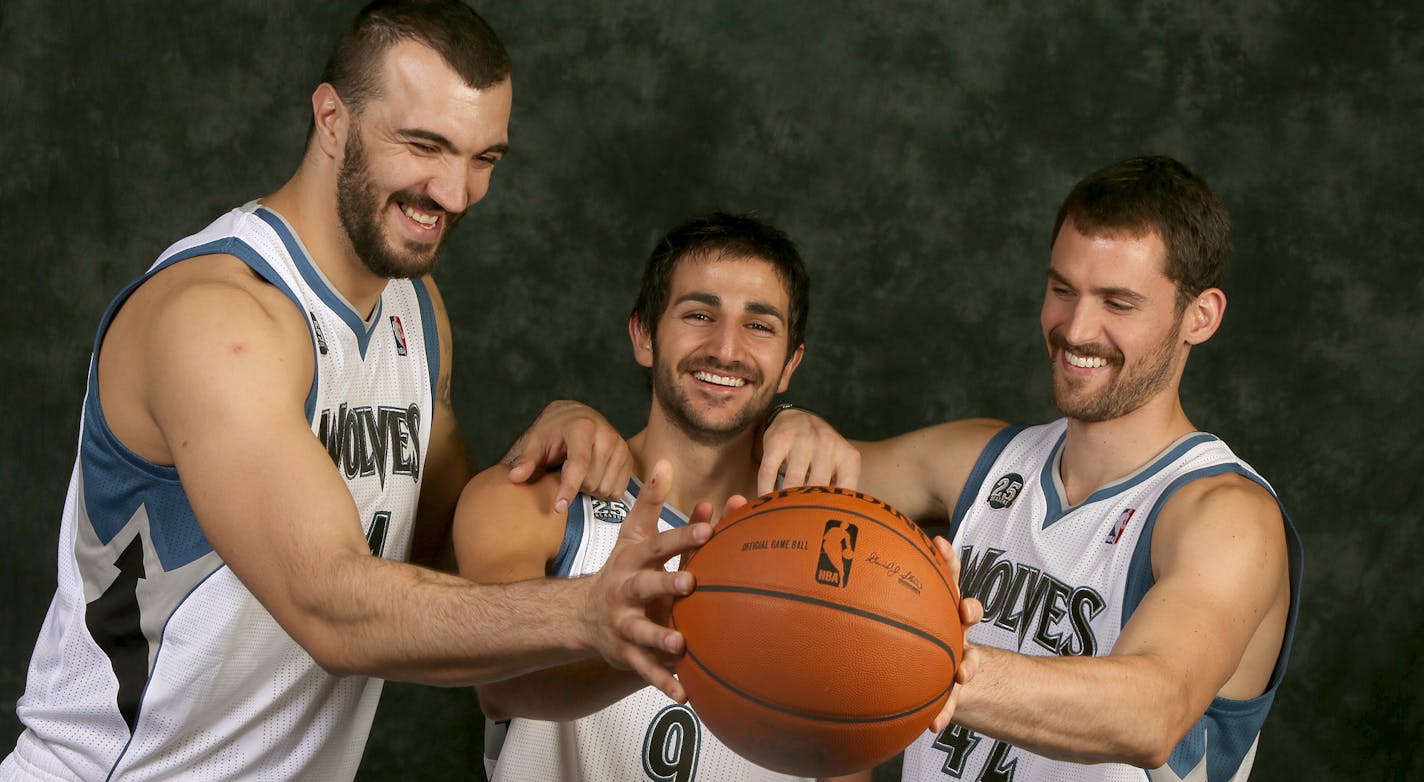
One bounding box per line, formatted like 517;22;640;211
1;1;1419;780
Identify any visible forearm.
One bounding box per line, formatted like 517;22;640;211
954;646;1194;768
295;552;597;686
477;658;644;721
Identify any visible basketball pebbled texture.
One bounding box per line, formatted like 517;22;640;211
671;485;963;777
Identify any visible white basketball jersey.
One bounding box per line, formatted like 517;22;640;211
487;479;810;782
3;203;438;781
902;420;1302;782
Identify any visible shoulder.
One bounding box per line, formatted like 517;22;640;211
948;417;1015;452
1152;471;1286;570
121;254;313;400
143;254;309;346
452;465;572;579
458;464;564;517
1163;470;1281;527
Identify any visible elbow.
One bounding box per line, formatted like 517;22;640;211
476;685;513;722
1131;742;1175;771
1128;709;1200;769
303;631;367;678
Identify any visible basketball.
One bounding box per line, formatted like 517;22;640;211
670;485;963;777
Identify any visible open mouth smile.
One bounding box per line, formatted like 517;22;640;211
693;370;747;388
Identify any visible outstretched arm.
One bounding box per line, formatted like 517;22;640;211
125;259;706;692
949;474;1291;767
760;409;1006;524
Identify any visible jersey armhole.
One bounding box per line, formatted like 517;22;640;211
948;425;1025;538
550;497;586;578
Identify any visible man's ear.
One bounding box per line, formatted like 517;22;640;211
775;344;806;394
630;314;654;368
311;83;349;160
1182;287;1226;346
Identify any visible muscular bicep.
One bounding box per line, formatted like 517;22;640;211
142;279;374;650
1114;476;1290;707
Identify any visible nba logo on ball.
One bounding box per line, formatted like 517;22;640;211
815;520;857;587
671;486;965;777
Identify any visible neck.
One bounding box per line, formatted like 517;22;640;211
628;408;761;521
261;160;389;318
1059;392;1196;506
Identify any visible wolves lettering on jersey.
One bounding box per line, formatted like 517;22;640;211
2;203;440;782
901;420;1303;782
960;545;1105;656
316;402;423;487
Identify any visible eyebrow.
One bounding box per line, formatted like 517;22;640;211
395;128;509;158
1047;268;1146;304
674;292;787;322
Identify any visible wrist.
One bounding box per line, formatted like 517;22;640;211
763;401;798;431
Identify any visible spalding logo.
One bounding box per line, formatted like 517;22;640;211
815;520;858;587
987;473;1024;510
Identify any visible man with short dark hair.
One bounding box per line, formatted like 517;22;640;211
455;213;972;782
1;3;707;779
770;156;1303;781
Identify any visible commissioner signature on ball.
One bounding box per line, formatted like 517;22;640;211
866;551;924;594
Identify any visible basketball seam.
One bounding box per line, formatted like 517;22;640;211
683;642;953;724
692;584;960;667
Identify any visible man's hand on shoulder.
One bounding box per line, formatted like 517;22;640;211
503;400;633;513
757;406;862;495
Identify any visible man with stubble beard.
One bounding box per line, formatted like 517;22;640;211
2;3;710;779
769;156;1304;781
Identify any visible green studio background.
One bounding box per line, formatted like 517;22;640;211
1;2;1419;780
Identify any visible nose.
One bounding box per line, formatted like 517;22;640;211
1058;299;1102;347
709;320;743;363
428;160;488;216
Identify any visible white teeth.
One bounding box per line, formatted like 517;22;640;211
401;205;439;227
1066;351;1109;368
694;371;746;387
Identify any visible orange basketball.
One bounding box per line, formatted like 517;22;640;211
671;485;963;777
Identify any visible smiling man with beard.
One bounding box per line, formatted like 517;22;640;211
450;213;975;782
457;213;814;782
767;156;1304;781
1;3;715;780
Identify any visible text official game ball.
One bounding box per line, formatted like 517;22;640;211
670;485;964;777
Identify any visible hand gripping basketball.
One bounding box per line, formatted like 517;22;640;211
671;485;965;777
584;460;710;702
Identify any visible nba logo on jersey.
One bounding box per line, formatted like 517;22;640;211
1106;508;1135;544
309;312;329;355
390;315;408;356
816;520;857;587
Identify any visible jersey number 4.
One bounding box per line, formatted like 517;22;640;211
932;724;1018;781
